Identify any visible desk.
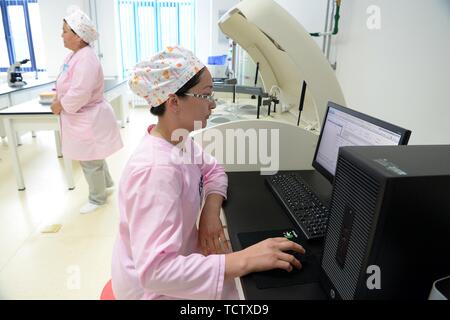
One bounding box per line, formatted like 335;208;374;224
0;79;129;138
0;100;73;191
223;170;332;300
0;79;55;138
0;78;55;97
0;78;129;191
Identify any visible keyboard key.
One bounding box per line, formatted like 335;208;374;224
266;174;330;240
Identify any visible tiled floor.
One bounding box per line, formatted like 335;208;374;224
0;105;245;300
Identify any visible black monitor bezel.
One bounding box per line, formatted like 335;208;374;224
312;101;412;183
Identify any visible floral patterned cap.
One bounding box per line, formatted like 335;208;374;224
64;6;99;44
129;46;205;108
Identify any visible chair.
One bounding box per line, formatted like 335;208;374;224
100;279;116;300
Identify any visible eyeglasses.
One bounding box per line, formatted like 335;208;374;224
184;92;216;103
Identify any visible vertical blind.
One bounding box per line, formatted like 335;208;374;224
118;0;195;77
0;0;45;73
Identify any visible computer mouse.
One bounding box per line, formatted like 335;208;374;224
286;250;307;262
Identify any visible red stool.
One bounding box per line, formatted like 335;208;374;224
100;279;116;300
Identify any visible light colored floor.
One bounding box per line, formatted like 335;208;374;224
0;105;245;300
0;106;155;299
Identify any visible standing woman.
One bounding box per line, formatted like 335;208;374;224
51;8;123;214
111;46;305;300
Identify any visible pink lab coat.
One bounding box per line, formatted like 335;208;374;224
56;46;123;161
111;125;240;300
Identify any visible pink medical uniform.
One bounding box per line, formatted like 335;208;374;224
111;125;239;300
56;46;123;160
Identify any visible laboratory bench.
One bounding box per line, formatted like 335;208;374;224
0;78;130;191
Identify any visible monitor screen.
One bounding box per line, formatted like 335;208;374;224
312;102;411;182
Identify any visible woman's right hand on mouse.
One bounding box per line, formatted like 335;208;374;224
225;237;306;280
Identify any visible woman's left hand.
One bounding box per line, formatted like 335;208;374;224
198;197;230;255
51;100;63;115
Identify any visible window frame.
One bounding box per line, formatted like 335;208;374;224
0;0;44;73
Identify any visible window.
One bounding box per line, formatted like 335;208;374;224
118;0;196;77
0;6;9;68
0;0;46;73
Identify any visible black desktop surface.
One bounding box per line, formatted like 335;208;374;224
222;170;333;300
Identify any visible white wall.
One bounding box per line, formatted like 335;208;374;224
39;0;120;78
197;0;328;62
274;0;329;50
195;0;212;64
93;0;122;77
196;0;239;65
333;0;450;144
234;0;450;145
39;0;88;77
210;0;239;56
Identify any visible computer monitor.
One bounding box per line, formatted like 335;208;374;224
312;102;411;183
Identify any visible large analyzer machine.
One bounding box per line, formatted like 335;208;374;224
204;0;347;173
218;0;345;129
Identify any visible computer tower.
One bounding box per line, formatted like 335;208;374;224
320;145;450;300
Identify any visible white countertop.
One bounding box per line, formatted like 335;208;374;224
0;78;56;96
0;98;53;115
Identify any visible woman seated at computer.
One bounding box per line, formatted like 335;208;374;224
111;46;306;300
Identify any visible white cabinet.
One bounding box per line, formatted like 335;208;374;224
0;95;9;109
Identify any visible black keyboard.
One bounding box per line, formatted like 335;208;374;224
266;173;330;240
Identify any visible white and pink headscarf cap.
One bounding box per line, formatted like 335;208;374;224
128;46;205;108
64;6;99;44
